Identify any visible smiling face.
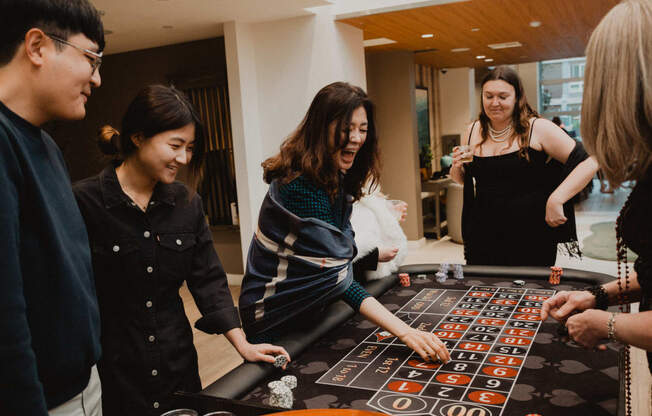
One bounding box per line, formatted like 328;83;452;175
333;105;368;172
482;80;516;124
39;32;102;121
132;123;196;184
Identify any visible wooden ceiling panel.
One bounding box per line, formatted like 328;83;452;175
339;0;620;68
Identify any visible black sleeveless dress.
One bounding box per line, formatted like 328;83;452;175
464;147;558;266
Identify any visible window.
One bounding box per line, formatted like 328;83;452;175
539;57;586;139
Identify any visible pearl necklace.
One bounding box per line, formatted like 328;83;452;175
488;123;512;142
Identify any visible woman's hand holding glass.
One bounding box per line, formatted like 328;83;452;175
452;145;473;170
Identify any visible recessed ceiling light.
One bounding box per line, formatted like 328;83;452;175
476;55;486;59
451;47;470;53
421;33;434;38
488;41;522;49
363;38;397;47
484;58;494;62
471;28;480;32
162;25;174;29
529;21;542;27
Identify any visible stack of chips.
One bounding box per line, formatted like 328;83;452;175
268;381;293;409
273;354;288;368
435;271;447;283
549;266;563;285
399;273;411;287
267;375;297;410
453;264;464;280
439;263;450;273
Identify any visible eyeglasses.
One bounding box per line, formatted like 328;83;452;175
45;33;103;75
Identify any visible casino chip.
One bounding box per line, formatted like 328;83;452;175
273;354;288;368
399;273;411;287
513;280;525;286
281;375;297;389
268;384;293;409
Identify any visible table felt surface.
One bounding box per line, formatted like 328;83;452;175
234;268;622;416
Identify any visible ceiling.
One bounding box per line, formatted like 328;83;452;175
339;0;620;68
91;0;331;54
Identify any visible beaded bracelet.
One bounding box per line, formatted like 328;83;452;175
607;312;618;342
585;285;609;310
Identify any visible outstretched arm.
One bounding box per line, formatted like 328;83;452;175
359;297;451;363
224;328;290;369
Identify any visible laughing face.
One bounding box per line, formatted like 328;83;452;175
133;124;196;184
333;105;368;172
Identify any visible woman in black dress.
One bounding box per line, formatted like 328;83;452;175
74;85;288;415
541;0;652;361
450;66;599;266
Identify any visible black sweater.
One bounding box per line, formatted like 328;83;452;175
0;102;101;415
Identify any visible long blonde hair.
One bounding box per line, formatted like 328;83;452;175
581;0;652;186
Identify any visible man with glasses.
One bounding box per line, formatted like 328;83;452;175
0;1;105;415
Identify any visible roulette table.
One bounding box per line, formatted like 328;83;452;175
175;264;625;416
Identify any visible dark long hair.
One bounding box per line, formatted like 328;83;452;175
97;85;206;189
478;66;538;159
262;82;380;201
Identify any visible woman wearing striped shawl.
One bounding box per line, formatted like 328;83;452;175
239;82;450;364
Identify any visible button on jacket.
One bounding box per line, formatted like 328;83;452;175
73;165;240;416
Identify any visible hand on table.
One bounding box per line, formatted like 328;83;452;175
398;327;451;363
566;309;610;350
238;342;291;370
541;290;596;321
545;196;567;227
378;246;399;262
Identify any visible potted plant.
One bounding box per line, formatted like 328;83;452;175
419;144;433;180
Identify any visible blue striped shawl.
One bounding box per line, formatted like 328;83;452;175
239;179;356;336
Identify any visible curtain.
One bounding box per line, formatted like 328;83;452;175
415;64;443;171
185;86;237;226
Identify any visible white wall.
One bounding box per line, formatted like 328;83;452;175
366;51;423;240
439;67;475;140
516;62;540;113
224;13;367;276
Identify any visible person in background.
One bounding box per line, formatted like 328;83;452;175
542;0;652;364
74;85;288;415
351;188;408;282
239;82;450;364
450;66;599;266
551;116;571;136
0;0;105;414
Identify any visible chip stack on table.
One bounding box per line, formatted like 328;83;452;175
268;381;293;409
434;271;447;283
398;273;411;287
453;264;464;280
439;263;450;274
549;266;563;285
